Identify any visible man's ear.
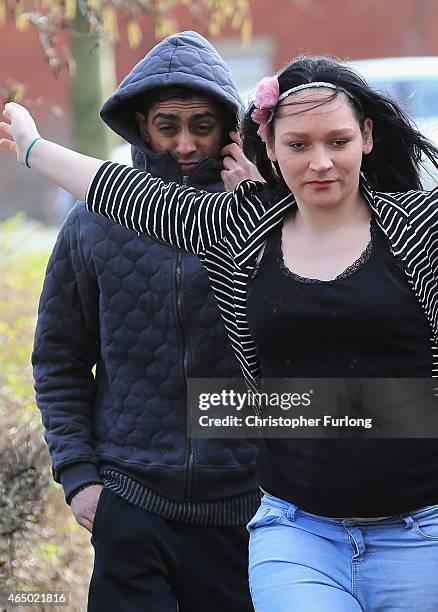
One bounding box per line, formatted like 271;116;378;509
135;111;149;144
362;118;373;155
266;134;277;162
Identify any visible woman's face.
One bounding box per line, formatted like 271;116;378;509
266;90;373;211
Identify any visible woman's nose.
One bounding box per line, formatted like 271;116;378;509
308;147;334;173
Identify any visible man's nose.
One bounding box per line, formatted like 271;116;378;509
175;129;197;156
308;146;334;173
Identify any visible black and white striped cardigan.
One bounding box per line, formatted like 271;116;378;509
86;162;438;390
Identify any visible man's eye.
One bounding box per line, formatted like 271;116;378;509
196;125;213;133
332;139;349;147
158;126;176;133
289;142;305;150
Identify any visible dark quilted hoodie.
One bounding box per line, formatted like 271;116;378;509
32;31;259;511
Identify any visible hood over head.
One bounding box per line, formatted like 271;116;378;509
100;30;243;165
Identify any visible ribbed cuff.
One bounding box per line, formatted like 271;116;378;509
59;462;102;504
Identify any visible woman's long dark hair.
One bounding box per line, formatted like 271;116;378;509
242;55;438;194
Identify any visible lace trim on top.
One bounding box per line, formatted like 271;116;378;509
276;219;375;284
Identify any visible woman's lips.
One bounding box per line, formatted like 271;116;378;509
307;180;338;188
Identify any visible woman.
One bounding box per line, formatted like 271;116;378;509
2;56;438;611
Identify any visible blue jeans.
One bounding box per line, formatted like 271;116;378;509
248;494;438;611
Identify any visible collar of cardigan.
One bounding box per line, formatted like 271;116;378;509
231;174;412;270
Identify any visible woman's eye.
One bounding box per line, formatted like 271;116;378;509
332;139;349;147
289;142;305;150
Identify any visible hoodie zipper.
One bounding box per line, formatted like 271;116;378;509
144;158;211;501
135;152;222;497
177;173;195;501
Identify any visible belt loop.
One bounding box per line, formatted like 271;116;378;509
286;505;298;522
402;515;414;530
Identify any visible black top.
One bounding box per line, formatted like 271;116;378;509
247;217;438;517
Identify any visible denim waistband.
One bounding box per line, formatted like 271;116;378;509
261;493;438;527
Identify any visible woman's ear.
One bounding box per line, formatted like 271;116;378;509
362;118;373;155
135;111;150;144
266;133;277;162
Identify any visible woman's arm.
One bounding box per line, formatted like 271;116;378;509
0;103;238;254
87;161;233;253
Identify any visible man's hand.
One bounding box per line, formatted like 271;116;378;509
0;102;41;164
70;484;104;533
220;131;264;192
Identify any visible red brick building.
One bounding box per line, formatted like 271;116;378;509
1;0;437;221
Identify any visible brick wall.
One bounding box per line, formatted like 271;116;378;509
0;0;437;221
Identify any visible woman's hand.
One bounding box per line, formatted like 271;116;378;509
0;102;41;164
220;131;264;191
0;101;102;203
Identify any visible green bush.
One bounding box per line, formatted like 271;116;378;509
0;216;92;610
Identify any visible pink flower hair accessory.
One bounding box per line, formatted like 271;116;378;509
251;76;280;142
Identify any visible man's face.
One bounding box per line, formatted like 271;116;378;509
135;96;224;174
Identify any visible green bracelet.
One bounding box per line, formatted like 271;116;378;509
24;136;43;168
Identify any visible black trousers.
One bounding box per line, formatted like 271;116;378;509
88;489;254;612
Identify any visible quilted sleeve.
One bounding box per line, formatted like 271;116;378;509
32;204;102;502
85;161;237;254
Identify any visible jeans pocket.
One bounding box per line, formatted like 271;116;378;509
410;505;438;541
91;488;110;539
247;505;286;533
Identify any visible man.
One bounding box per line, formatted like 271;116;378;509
32;31;262;611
